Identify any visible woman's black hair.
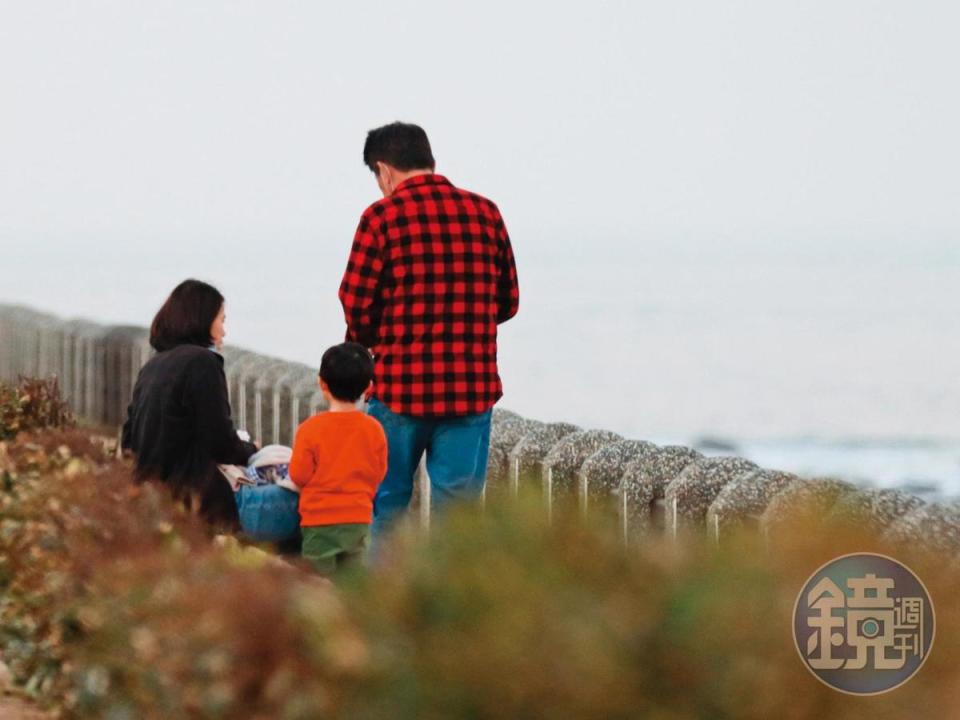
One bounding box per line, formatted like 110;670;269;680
149;279;224;352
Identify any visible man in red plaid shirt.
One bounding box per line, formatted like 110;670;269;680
339;122;519;545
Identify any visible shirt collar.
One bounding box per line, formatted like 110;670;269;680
393;173;451;194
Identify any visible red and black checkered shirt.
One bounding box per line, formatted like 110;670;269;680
339;174;519;417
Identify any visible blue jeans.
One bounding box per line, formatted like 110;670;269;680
234;483;301;543
367;398;492;543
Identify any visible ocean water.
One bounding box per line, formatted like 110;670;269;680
4;234;960;495
692;437;960;501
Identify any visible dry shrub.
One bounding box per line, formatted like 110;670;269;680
0;377;74;440
67;550;367;719
345;496;960;720
3;430;960;719
1;427;367;719
0;427;210;704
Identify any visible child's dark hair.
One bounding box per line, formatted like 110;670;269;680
319;342;374;402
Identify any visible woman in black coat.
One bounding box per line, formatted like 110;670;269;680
122;279;257;530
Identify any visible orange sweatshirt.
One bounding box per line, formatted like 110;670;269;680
288;411;388;527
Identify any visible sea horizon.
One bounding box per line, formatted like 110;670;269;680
5;232;959;495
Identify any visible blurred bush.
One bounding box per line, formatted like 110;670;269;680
1;423;959;718
0;376;73;440
344;500;960;720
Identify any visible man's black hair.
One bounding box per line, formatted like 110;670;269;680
363;121;435;172
150;279;224;352
320;342;375;402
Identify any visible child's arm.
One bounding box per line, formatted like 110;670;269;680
288;423;317;488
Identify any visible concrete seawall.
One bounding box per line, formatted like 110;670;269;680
2;303;958;555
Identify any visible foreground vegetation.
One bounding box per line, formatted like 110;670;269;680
0;377;73;441
1;379;958;718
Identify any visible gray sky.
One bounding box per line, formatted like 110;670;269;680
3;1;958;245
2;1;959;438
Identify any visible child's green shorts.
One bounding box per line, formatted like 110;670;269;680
301;523;369;575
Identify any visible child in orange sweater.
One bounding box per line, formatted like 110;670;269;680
288;342;387;575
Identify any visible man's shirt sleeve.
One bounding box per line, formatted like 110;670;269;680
339;211;385;348
494;212;520;324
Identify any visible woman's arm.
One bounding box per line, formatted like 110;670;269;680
121;372;143;452
186;353;257;466
120;403;135;452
